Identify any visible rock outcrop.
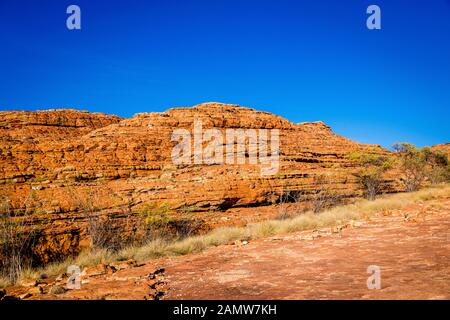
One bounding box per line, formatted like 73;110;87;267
0;103;401;262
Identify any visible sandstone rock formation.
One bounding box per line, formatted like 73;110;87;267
0;103;401;262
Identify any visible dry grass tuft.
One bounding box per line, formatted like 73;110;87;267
0;276;11;289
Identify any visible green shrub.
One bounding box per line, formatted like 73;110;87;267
139;202;173;240
393;143;449;191
348;151;393;200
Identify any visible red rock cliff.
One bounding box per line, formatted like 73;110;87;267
0;103;400;261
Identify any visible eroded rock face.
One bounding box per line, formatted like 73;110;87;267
0;103;401;261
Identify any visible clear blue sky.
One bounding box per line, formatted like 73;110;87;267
0;0;449;148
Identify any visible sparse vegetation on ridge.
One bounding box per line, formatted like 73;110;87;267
393;142;450;191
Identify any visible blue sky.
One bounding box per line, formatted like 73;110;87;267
0;0;449;148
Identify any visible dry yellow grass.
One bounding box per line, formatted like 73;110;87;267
3;183;449;287
13;249;116;285
0;277;10;289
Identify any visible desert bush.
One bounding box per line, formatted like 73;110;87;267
275;187;304;220
85;213;123;251
421;147;450;184
0;196;37;283
427;165;450;184
349;151;394;200
170;205;205;239
393;143;428;191
393;143;449;191
72;188;124;251
139;202;174;240
310;174;340;213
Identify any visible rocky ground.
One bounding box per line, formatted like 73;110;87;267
3;195;449;300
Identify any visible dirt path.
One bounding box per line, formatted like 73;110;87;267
6;198;450;300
